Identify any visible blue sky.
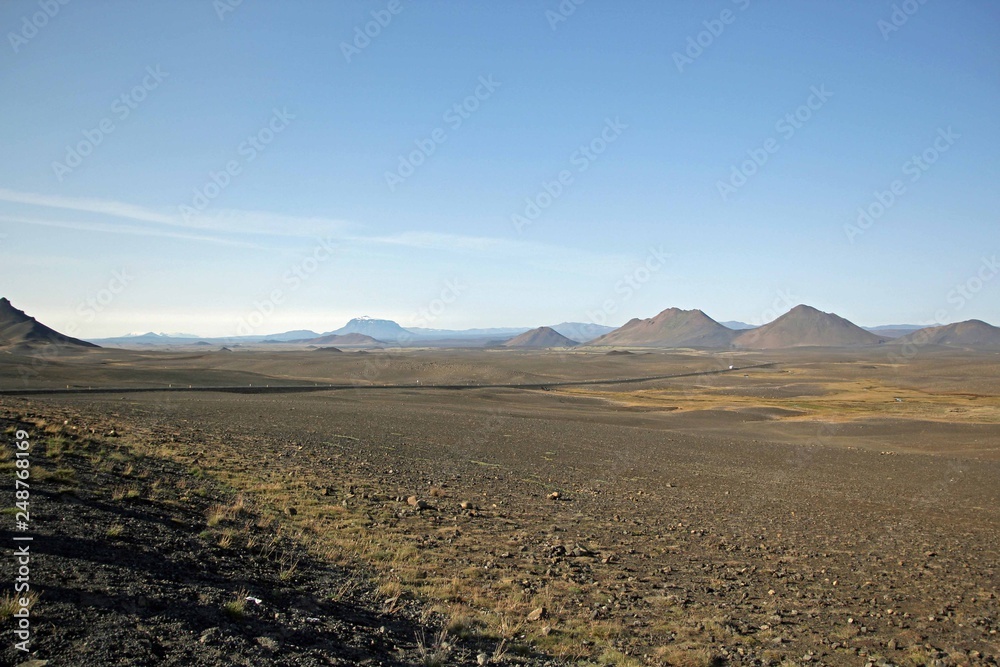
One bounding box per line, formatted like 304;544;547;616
1;0;997;337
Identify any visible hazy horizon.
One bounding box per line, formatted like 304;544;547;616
4;295;991;343
2;1;998;338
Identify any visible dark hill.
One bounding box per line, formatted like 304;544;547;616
893;320;1000;347
590;308;735;348
733;305;884;349
502;326;578;348
0;298;98;349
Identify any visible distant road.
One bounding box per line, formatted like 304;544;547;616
0;363;775;396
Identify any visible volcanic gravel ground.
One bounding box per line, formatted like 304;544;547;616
5;385;997;667
0;408;557;666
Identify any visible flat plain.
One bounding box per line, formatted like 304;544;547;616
1;345;998;666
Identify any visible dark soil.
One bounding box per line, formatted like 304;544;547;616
0;411;556;666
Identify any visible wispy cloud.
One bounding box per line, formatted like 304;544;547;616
358;231;514;252
0;214;271;249
0;189;631;274
0;188;352;240
0;188;172;224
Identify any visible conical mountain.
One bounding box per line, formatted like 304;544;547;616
893;320;1000;347
733;304;884;348
590;307;735;348
502;326;578;348
0;298;98;349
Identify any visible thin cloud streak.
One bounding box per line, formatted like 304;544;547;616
1;190;634;276
0;214;272;250
0;188;352;239
0;188;173;224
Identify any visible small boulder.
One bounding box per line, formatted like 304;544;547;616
527;606;546;622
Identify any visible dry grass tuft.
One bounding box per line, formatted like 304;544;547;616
223;589;248;619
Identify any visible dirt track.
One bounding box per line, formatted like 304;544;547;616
0;362;774;396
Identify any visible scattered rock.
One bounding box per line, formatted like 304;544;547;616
199;627;221;645
407;496;429;510
548;491;560;500
527;606;546;622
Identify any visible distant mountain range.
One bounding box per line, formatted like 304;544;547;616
124;331;201;339
861;324;927;339
317;317;614;344
548;322;615;342
260;330;322;342
720;320;756;330
304;333;384;347
87;316;613;347
324;317;410;341
5;297;999;352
